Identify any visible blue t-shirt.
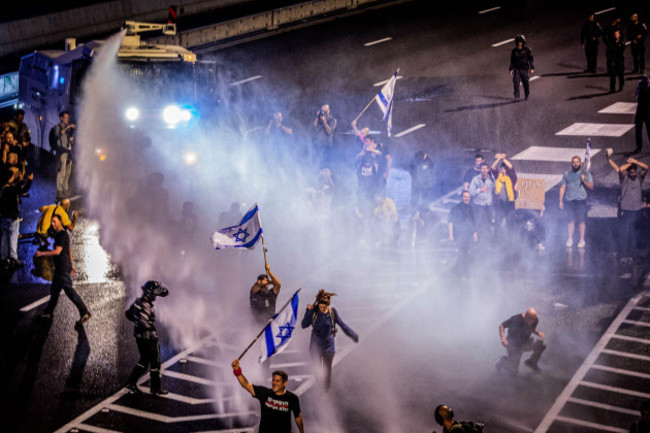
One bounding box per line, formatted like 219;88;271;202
561;169;592;201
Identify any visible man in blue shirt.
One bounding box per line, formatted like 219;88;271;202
559;156;594;248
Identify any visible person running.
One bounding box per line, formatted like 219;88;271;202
301;290;358;391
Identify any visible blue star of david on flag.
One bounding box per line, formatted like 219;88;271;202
211;204;262;250
276;323;295;344
233;228;250;243
259;292;300;363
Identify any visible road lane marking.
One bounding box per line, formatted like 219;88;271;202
534;291;649;433
492;38;514;47
364;37;392;46
512;146;601;162
373;75;403;86
591;364;650;379
622;319;650;328
595;7;616;15
76;424;123;433
555;416;627;433
138;387;230;405
394;123;425;137
54;335;218;433
230;75;262;86
598;102;637;114
580;380;650;398
478;6;501;14
602;348;650;361
611;334;650;345
163;370;228;386
105;403;255;423
20;293;58;312
184;356;228;368
567;397;640;416
555;123;634;136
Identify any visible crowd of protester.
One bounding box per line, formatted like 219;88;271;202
1;10;650;433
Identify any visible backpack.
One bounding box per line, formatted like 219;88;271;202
311;307;337;336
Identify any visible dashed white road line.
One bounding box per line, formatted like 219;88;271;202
230;75;262;86
364;37;392;46
492;38;514;47
594;7;616;15
394;123;426;137
478;6;501;14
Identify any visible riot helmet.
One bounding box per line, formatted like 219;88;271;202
142;280;169;298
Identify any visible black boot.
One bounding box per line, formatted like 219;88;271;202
150;369;168;396
125;364;146;393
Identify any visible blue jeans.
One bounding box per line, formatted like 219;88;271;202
1;217;20;260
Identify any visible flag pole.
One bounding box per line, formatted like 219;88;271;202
354;69;400;123
353;97;376;123
256;207;270;278
237;288;302;361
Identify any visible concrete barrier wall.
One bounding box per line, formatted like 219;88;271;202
150;0;407;50
0;0;246;56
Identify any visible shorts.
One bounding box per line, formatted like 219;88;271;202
566;200;587;223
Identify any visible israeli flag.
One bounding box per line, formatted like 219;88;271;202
259;293;299;363
211;204;262;250
584;138;592;171
375;70;398;136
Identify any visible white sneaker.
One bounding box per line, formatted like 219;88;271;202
577;240;586;249
565;239;573;248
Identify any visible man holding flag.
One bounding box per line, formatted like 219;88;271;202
232;290;303;433
250;263;282;326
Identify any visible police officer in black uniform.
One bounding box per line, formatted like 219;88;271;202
606;29;626;92
634;76;650;153
581;14;602;73
509;34;535;102
627;13;648;74
124;280;169;395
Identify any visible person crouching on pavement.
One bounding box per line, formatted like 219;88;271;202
496;307;546;376
301;290;358;392
124;280;169;395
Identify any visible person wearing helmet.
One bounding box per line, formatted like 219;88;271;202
432;405;484;432
124;280;169;395
509;34;535;102
300;290;358;392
